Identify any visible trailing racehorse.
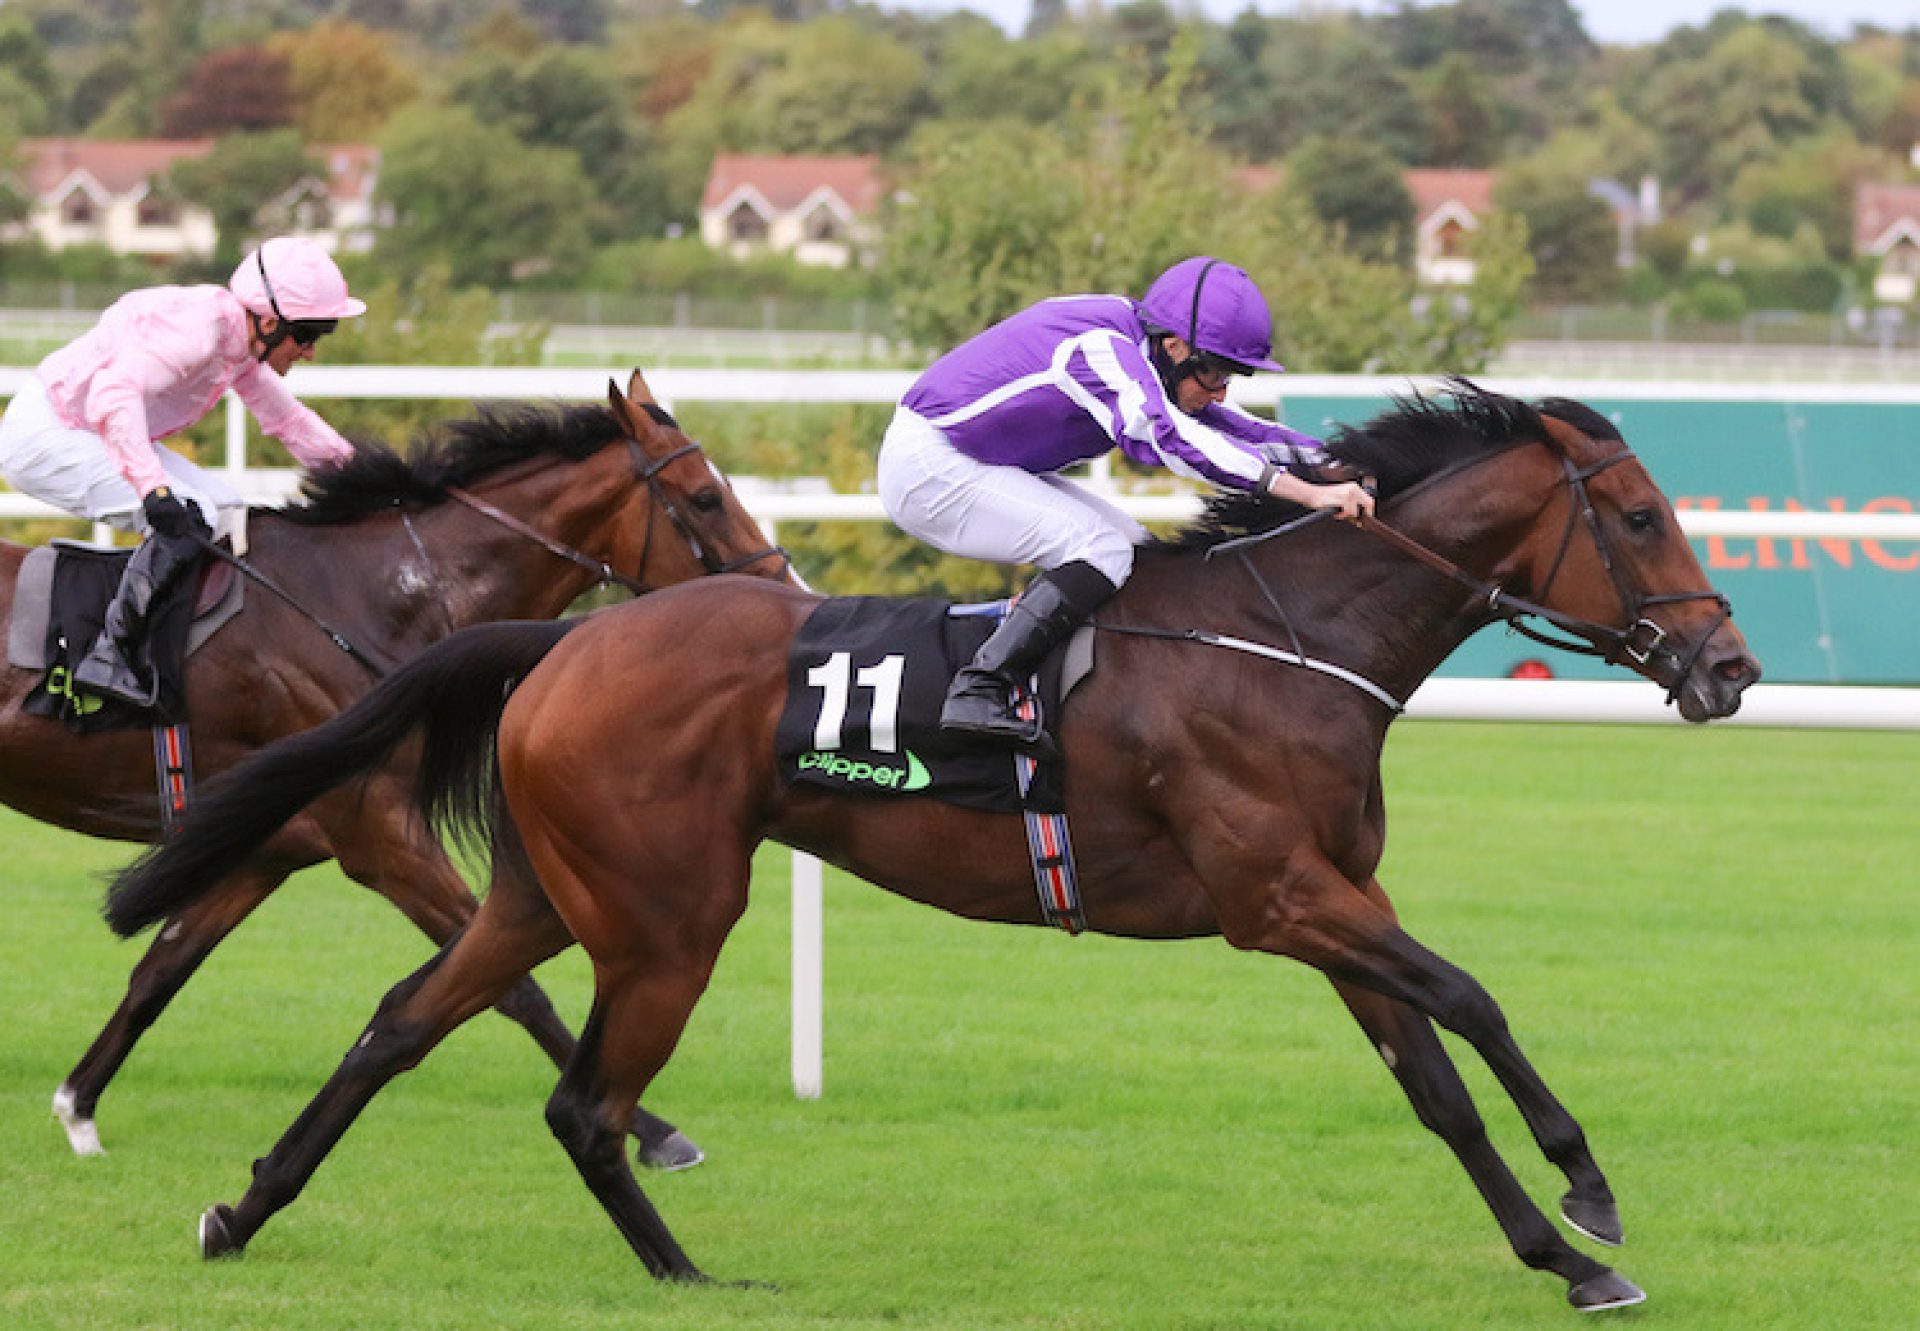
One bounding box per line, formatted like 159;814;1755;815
7;370;794;1163
106;382;1760;1309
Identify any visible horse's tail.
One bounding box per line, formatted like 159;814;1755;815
102;619;578;939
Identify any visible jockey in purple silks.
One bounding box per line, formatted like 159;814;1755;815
0;236;365;707
878;255;1375;753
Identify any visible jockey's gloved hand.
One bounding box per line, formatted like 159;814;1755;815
142;487;209;540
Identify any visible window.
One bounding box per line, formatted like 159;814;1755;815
1436;217;1469;258
60;190;96;225
804;205;842;244
1885;235;1920;277
727;202;769;243
137;196;178;228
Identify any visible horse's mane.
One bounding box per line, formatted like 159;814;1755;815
1160;378;1618;552
272;401;675;527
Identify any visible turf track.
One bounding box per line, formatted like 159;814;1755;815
1;722;1913;1330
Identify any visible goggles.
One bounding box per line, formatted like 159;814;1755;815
285;318;338;346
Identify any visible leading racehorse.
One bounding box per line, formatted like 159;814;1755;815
106;381;1760;1310
6;369;793;1163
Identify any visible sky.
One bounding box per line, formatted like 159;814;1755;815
899;0;1920;43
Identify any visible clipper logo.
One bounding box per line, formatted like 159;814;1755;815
796;748;931;792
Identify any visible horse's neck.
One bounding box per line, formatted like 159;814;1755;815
1154;504;1516;710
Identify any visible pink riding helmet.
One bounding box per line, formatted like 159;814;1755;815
228;236;367;322
1137;256;1285;374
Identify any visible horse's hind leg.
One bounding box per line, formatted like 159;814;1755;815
197;869;574;1259
57;864;288;1155
329;803;700;1170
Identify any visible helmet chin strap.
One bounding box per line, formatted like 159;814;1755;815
252;247;293;362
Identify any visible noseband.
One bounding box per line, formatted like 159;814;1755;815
447;436;789;596
1358;441;1731;702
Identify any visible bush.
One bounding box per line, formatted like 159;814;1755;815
1673;278;1747;322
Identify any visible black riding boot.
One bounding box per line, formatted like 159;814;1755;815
71;529;205;708
940;560;1117;755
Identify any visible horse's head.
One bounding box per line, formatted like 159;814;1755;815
1482;397;1761;721
602;369;803;591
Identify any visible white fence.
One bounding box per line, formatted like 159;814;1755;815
7;365;1917;1099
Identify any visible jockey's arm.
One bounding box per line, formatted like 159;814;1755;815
1264;468;1375;524
233;362;354;470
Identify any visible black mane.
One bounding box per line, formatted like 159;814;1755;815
1161;378;1612;552
273;401;674;526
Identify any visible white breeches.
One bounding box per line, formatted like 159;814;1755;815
0;377;239;533
876;407;1147;587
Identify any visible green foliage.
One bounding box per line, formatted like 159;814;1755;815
1418;52;1508;168
580;235;879;300
1730;131;1891;262
886;40;1530;375
167;130;322;269
1287;135;1417;261
373;103;602;287
1494;144;1620;302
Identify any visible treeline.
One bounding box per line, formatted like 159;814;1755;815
0;0;1914;321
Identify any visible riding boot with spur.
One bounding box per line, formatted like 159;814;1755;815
72;527;205;708
940;559;1116;757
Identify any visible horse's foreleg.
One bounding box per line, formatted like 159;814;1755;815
1227;861;1640;1311
199;877;573;1260
1344;877;1620;1243
57;866;286;1155
332;816;700;1170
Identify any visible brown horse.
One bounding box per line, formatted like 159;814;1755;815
9;369;793;1164
106;383;1760;1310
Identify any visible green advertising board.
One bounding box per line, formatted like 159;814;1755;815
1268;383;1920;685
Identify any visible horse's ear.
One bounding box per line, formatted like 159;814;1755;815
607;378;636;433
625;368;658;407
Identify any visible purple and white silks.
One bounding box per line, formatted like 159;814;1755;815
898;294;1324;491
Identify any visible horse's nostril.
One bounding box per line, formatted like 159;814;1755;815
1713;655;1757;684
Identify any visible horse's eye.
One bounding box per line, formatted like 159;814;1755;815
1624;508;1659;534
691;490;724;513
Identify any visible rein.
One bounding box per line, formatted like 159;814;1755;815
447;439;789;596
1121;432;1730;712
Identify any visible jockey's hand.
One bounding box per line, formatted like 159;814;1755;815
142;487;208;540
1264;471;1376;525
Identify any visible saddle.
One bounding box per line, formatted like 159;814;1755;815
775;595;1095;815
10;539;242;733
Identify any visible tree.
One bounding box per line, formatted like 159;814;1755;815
1730;131;1888;262
1634;21;1824;199
168;130;320;267
373;103;601;287
1419;53;1506;167
1287;136;1417;261
1494;149;1618;301
268;21;418;142
159;45;295;139
1256;20;1429;163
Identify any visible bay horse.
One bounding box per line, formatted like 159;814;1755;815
106;382;1761;1310
7;369;794;1164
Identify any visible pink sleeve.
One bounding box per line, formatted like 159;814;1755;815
85;352;177;496
232;364;355;469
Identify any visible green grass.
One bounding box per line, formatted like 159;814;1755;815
1;723;1914;1329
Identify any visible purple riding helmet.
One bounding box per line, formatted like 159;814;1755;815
1136;256;1286;375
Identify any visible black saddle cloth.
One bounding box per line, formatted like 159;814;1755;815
23;544;200;733
775;595;1067;815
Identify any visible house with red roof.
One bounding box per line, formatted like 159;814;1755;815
1855;183;1920;304
1405;169;1496;286
6;138;382;263
698;154;887;268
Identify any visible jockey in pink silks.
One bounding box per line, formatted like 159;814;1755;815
877;255;1375;752
0;236;366;706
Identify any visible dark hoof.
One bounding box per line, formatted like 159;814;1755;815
198;1204;244;1260
637;1129;705;1172
1568;1270;1646;1312
1562;1192;1624;1247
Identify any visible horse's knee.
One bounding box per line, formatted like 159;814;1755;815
545;1086;620;1163
1431;974;1507;1043
494;976;562;1028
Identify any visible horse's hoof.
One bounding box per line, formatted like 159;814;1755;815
638;1130;705;1172
52;1085;105;1157
198;1204;244;1260
1568;1270;1646;1312
1562;1192;1624;1247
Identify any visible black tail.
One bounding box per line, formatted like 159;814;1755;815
103;619;577;938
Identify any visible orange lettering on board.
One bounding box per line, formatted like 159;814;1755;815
1780;498;1854;568
1745;499;1780;569
1861;497;1920;572
1677;497;1749;569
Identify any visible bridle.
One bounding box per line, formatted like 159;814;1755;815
1350;438;1733;702
447;437;789;596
